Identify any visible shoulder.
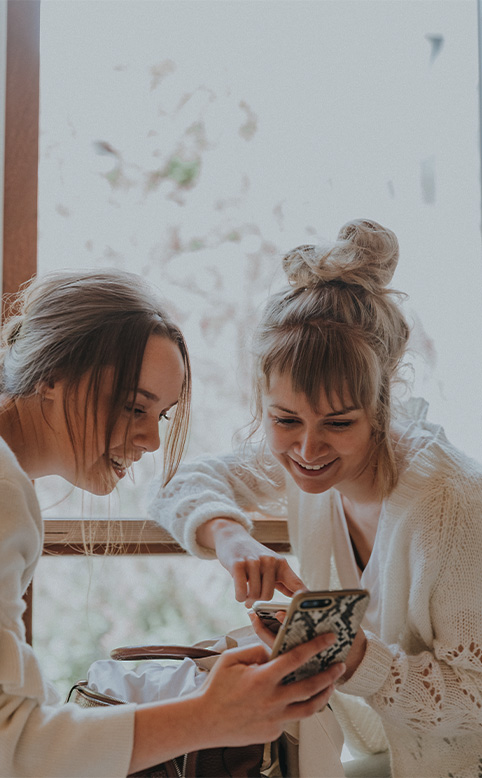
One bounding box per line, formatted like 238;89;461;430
387;434;482;535
0;438;42;540
405;435;482;492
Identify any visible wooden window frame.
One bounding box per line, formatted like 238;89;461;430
2;0;289;645
3;0;39;298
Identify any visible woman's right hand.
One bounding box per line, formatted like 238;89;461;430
130;631;344;774
198;518;304;607
198;633;345;747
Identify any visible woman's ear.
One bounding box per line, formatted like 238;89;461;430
35;379;58;401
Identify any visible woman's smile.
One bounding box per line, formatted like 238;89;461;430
262;371;376;498
289;455;339;477
108;453;140;480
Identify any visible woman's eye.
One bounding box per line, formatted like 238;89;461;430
125;405;146;416
328;420;352;429
273;416;299;426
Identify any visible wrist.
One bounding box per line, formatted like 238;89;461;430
340;633;367;683
196;517;246;551
131;695;210;774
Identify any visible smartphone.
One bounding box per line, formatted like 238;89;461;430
252;601;289;634
270;588;370;684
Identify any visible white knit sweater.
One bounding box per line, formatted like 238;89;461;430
150;401;482;778
0;439;136;778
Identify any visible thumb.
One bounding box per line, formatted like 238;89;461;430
275;568;306;598
217;643;271;668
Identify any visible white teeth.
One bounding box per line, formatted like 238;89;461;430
111;458;129;470
298;462;326;471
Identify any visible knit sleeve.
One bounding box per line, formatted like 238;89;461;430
0;690;136;778
0;473;137;778
148;447;287;558
339;480;482;737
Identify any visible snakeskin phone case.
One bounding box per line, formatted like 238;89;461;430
271;589;370;684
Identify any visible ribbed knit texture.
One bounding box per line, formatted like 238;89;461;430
0;439;136;778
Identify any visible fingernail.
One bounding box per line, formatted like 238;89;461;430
324;633;337;646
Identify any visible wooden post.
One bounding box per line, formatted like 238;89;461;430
3;0;41;643
3;0;40;298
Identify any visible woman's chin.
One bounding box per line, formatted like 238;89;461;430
90;483;116;496
74;473;118;496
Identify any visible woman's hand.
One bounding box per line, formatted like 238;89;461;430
130;632;344;774
340;628;367;682
198;518;304;607
250;610;367;683
248;608;286;649
198;633;346;746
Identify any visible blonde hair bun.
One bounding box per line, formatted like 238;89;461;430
283;218;399;293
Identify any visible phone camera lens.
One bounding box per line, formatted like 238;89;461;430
300;598;332;609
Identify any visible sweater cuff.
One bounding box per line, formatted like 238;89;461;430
337;632;393;698
182;503;253;559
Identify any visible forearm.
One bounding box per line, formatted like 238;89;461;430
129;696;209;775
148;452;286;557
338;632;482;736
0;691;135;778
196;517;251;551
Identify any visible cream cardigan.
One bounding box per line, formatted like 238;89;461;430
0;439;136;778
150;401;482;778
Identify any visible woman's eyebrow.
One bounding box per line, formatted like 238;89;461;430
269;403;358;416
269;404;297;414
135;389;179;412
137;389;159;402
325;405;358;416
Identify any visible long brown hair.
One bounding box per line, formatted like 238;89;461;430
0;269;191;486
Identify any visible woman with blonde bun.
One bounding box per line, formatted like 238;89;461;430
150;220;482;778
0;269;345;778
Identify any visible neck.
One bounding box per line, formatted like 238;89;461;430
338;491;382;571
335;461;381;507
0;395;55;478
339;492;382;524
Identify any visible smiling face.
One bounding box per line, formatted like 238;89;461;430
262;371;376;498
49;335;185;495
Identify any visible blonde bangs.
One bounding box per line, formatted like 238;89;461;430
261;323;382;421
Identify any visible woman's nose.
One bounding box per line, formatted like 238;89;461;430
133;419;161;453
297;430;327;462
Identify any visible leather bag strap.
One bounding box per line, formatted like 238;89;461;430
110;644;221;661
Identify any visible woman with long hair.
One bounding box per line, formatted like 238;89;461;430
0;269;344;777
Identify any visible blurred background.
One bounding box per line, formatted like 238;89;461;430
31;0;482;698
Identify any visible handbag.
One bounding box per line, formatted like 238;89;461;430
67;643;281;778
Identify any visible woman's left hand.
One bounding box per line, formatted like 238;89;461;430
250;611;367;682
341;629;367;681
248;609;286;649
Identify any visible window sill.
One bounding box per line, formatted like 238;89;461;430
42;516;291;555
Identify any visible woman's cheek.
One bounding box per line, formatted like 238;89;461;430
262;420;275;448
266;426;288;456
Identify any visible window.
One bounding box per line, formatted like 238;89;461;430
4;0;482;699
37;1;482;525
